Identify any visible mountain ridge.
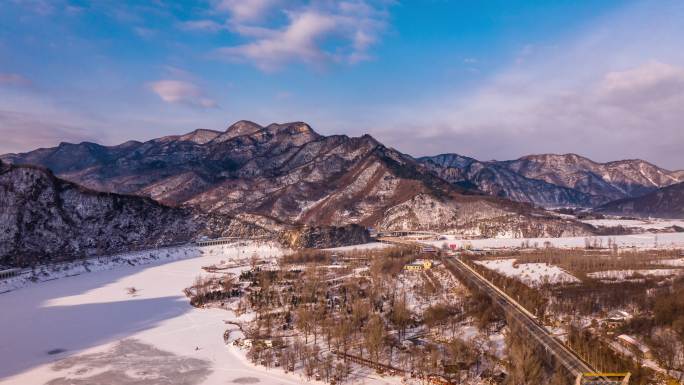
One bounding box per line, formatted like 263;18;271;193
595;181;684;219
1;121;593;237
419;151;684;209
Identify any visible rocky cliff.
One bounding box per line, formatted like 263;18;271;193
0;161;198;267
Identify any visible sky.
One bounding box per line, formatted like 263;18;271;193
1;0;683;169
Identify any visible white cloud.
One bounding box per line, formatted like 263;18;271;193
596;61;684;105
214;1;390;71
213;0;280;22
217;10;336;71
180;19;226;33
148;80;217;109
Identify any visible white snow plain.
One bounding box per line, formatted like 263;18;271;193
474;259;579;287
587;269;683;280
323;242;393;251
427;232;684;250
580;218;684;230
0;242;359;385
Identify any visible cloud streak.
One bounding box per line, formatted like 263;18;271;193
148;80;218;109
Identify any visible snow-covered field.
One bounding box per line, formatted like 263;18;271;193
474;259;579;287
0;242;374;385
580;218;684;230
0;246;202;293
587;269;683;280
427;232;684;250
659;258;684;267
323;242;392;251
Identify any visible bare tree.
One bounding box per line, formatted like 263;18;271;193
364;314;385;363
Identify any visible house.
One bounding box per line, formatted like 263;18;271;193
604;310;632;329
606;310;631;322
617;334;652;359
403;260;433;271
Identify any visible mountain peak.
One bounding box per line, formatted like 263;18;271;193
520;153;592;163
178;128;221;144
212;120;264;142
226;120;262;133
259;122;322;146
265;121;318;136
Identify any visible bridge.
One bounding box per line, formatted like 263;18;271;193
195;236;271;246
374;230;442;239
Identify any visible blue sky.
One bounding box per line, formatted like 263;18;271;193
1;0;683;169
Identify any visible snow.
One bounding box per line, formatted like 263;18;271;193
587;269;682;280
0;242;279;294
323;242;392;251
426;232;684;250
0;245;200;293
659;258;684;267
0;242;338;385
474;259;579;287
580;218;684;230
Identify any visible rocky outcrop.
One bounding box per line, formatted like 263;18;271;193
281;224;371;249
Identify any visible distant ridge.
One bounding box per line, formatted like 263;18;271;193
419;152;684;209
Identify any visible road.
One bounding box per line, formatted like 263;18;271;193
442;255;595;378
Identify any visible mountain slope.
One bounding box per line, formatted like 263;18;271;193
1;121;592;236
420;154;604;208
501;154;684;201
0;160;375;266
595;182;684;219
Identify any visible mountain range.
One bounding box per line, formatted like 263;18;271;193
419;153;684;209
2;120;682;266
1;121;594;238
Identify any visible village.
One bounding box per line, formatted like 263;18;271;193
181;238;684;385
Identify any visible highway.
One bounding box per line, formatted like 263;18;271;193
442;256;596;378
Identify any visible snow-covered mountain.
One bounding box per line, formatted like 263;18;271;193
1;121;591;236
419;153;684;208
595;181;684;219
419;154;604;208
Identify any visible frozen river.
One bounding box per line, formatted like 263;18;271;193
0;243;311;385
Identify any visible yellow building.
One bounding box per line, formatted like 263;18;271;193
403;260;433;271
